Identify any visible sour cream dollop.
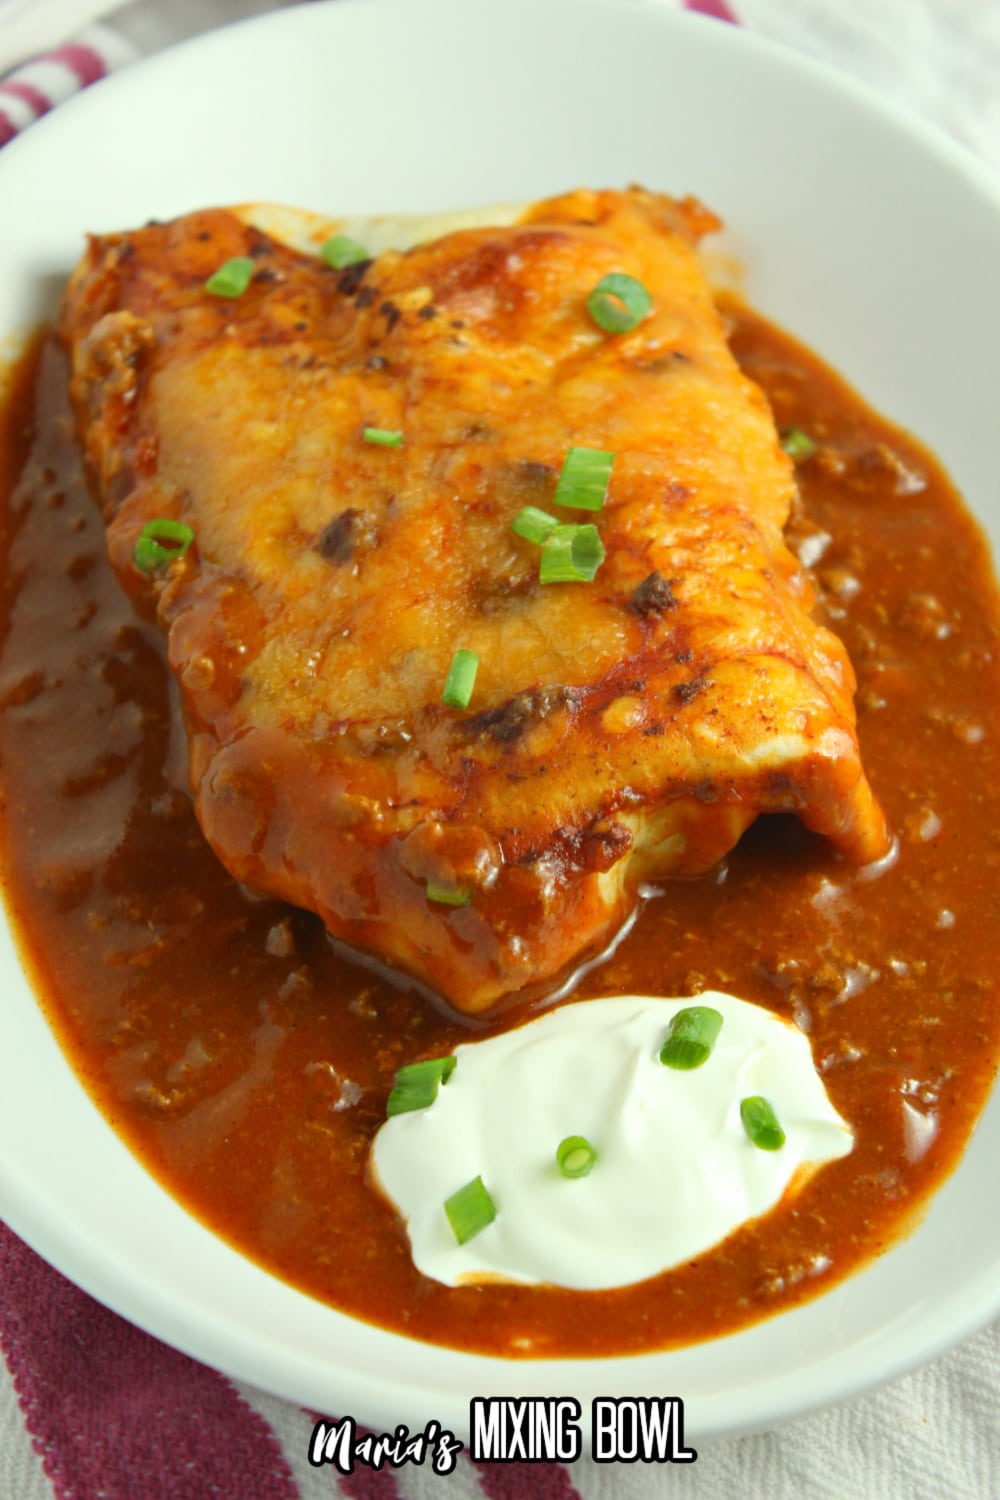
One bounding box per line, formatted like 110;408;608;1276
370;992;852;1290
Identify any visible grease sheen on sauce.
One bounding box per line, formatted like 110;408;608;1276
0;305;999;1358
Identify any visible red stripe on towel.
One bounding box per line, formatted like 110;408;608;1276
47;44;107;87
306;1413;404;1498
0;80;51;117
474;1462;585;1500
337;1448;403;1500
0;110;18;146
0;1223;301;1500
685;0;740;20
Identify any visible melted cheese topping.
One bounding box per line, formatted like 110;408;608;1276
59;189;889;1012
370;992;853;1289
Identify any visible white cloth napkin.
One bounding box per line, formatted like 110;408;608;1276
740;0;1000;173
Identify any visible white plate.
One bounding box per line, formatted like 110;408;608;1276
1;0;1000;1445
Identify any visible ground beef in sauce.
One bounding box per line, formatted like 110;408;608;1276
0;303;997;1357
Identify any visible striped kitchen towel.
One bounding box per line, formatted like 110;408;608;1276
0;20;135;144
0;0;303;147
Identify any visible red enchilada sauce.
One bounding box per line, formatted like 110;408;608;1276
0;307;998;1356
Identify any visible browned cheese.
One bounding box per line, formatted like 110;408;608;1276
58;189;888;1010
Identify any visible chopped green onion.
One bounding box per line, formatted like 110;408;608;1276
511;506;559;545
659;1006;724;1070
780;427;818;463
204;256;255;298
425;880;471;908
363;426;404;448
442;648;479;709
320;233;370;270
539;523;605;584
586;272;653;334
556;1135;597;1179
444;1175;496;1244
553;446;614;512
386;1054;456;1116
740;1095;786;1151
132;519;195;574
